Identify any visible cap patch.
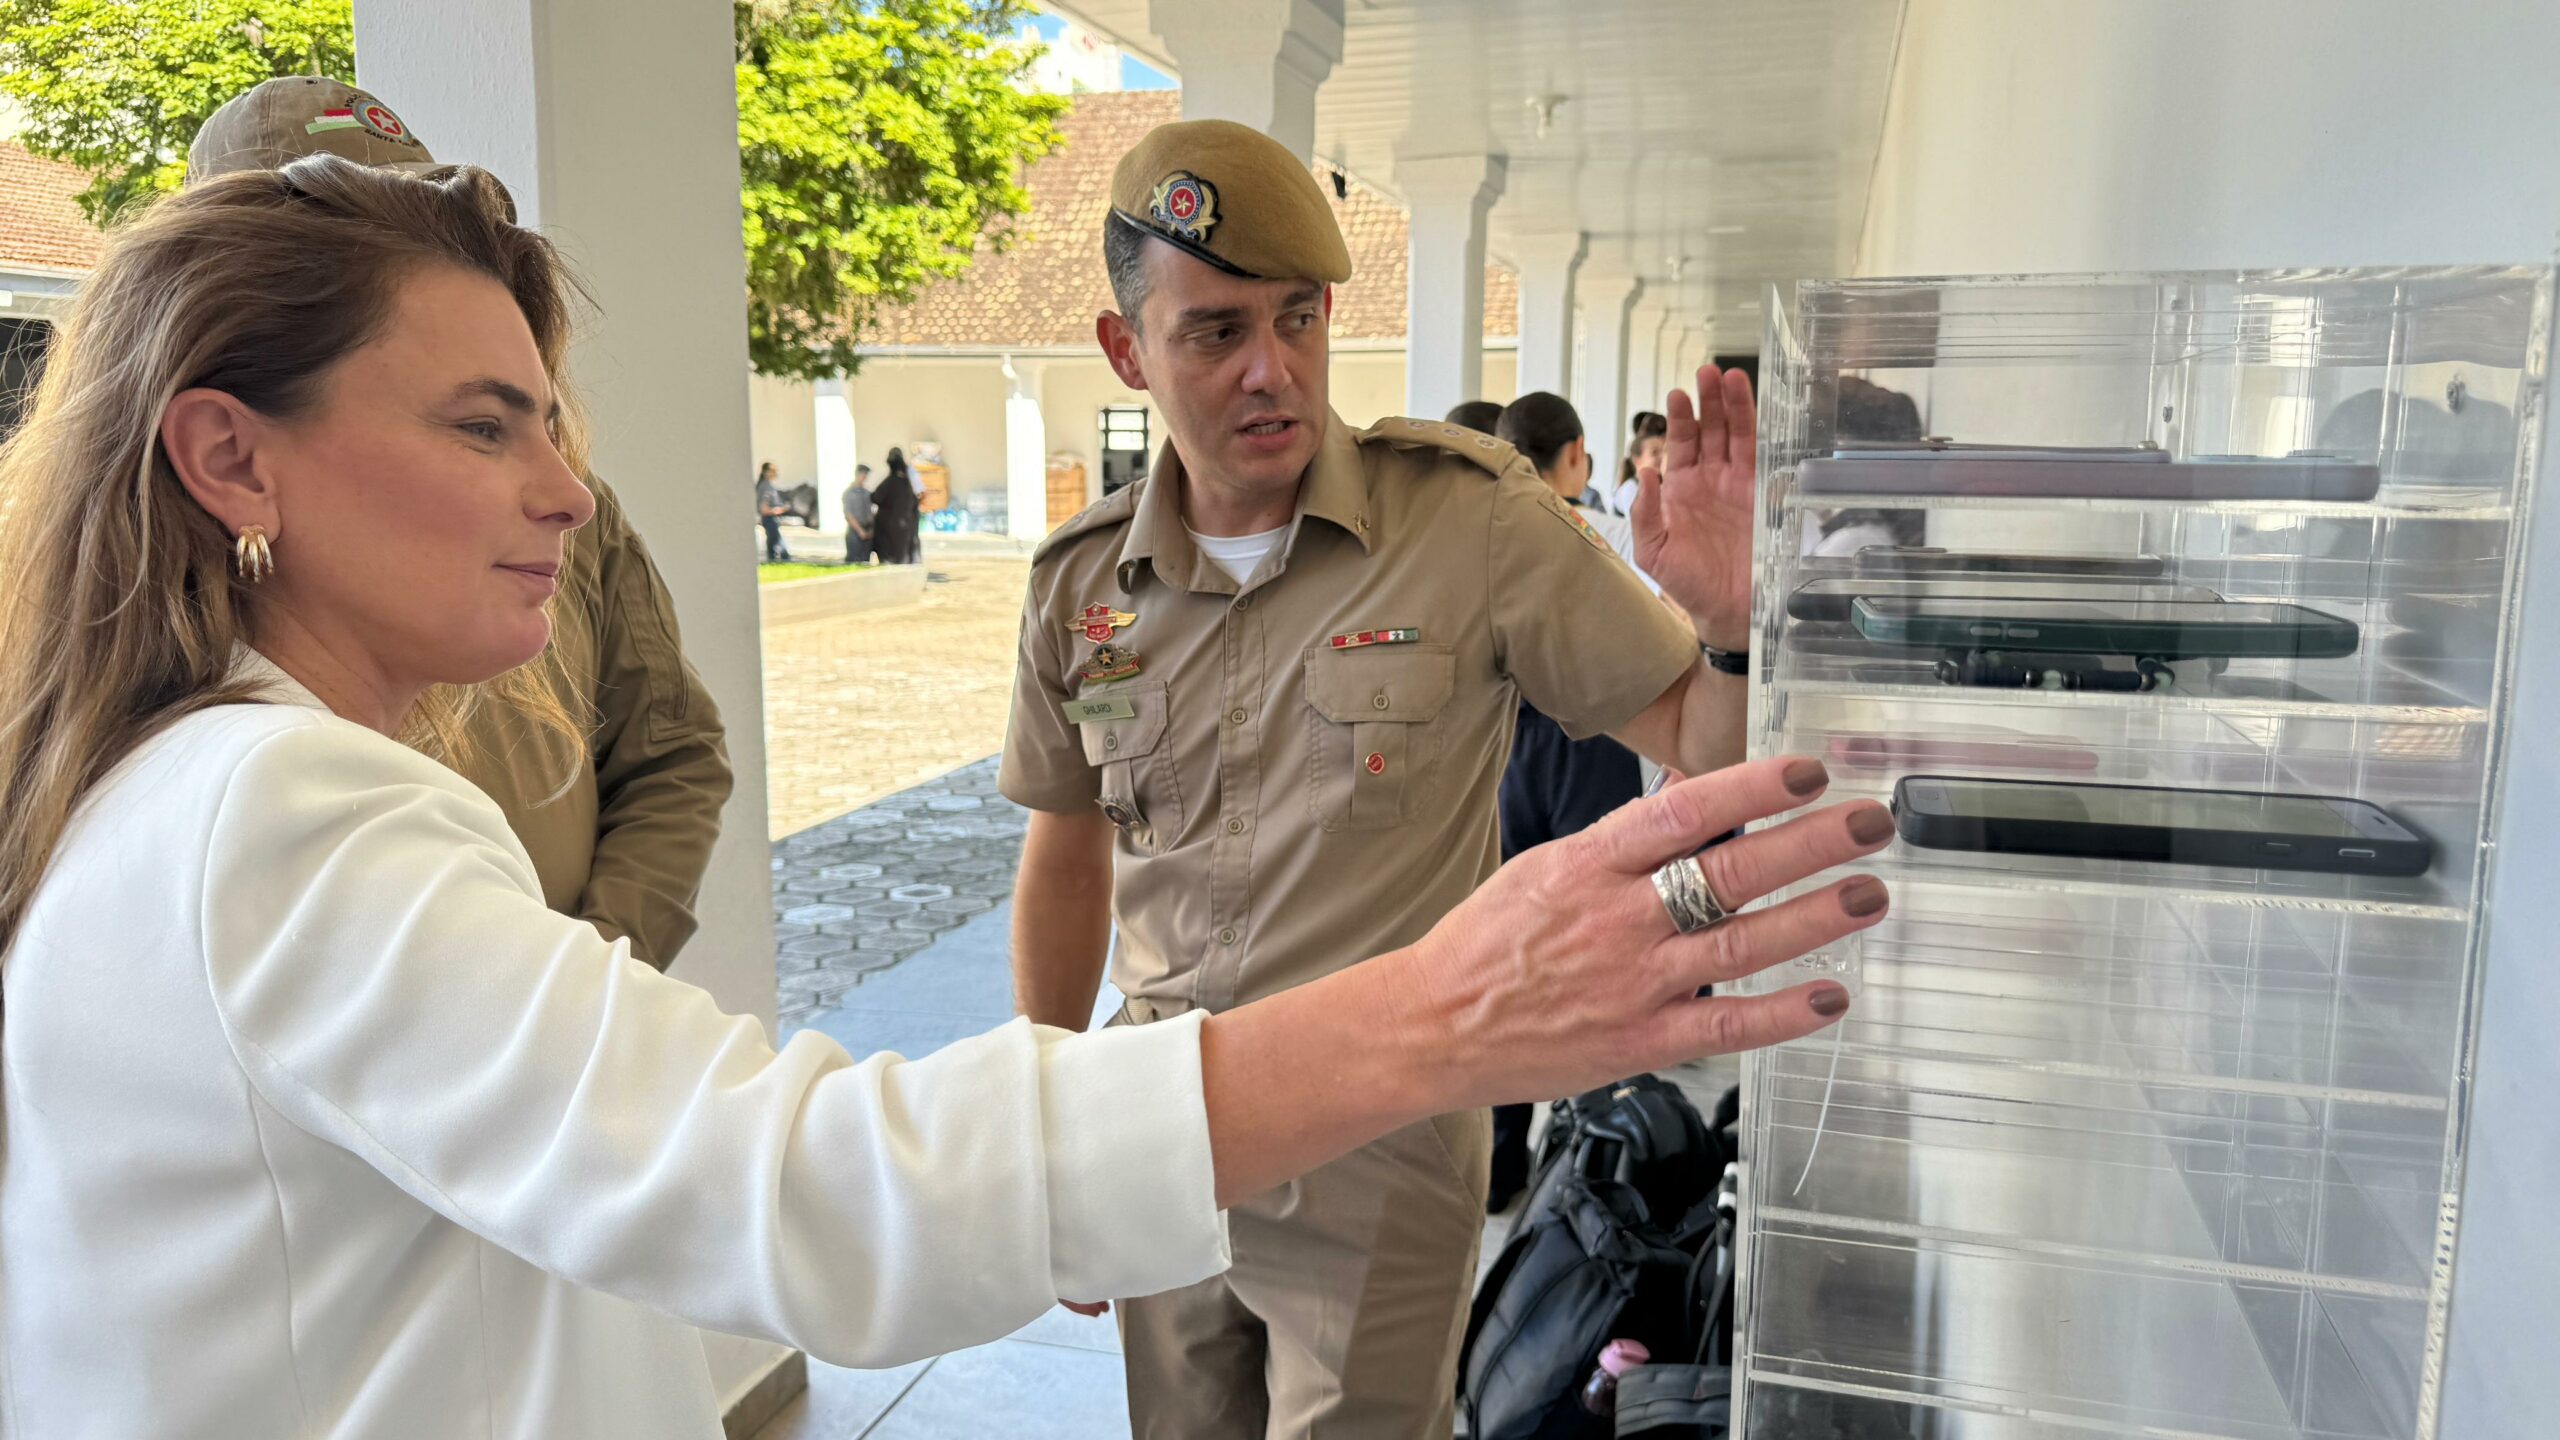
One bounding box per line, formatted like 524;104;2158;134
1148;171;1220;242
354;100;411;143
305;98;413;146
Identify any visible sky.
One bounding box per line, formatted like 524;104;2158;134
1024;9;1176;91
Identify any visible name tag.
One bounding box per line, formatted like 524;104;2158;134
1063;695;1138;724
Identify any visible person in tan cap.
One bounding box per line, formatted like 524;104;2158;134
1001;119;1828;1437
188;77;735;971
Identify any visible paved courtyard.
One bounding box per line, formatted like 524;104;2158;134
759;540;1033;840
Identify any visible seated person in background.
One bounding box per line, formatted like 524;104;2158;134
1446;397;1505;434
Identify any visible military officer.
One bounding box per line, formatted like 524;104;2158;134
1000;120;1835;1437
188;79;735;970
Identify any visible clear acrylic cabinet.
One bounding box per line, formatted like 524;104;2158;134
1733;267;2551;1440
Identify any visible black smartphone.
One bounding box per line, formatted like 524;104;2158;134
1850;597;2361;660
1892;775;2432;876
1786;577;2220;624
1855;546;2170;579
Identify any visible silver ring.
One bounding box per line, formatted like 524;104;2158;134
1650;854;1732;934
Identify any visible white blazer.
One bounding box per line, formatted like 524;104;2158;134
0;659;1228;1439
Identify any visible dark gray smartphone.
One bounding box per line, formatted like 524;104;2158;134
1850;597;2360;660
1892;775;2432;876
1854;546;2170;579
1786;577;2220;624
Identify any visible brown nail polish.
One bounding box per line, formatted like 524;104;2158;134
1782;758;1828;796
1808;985;1851;1018
1847;804;1895;847
1840;875;1889;917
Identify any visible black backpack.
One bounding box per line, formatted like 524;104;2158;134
1458;1077;1732;1440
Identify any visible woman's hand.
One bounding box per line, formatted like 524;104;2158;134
1193;755;1891;1209
1381;753;1891;1111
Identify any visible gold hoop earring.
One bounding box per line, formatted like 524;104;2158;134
233;526;274;586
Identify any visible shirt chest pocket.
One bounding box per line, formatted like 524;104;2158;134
1301;644;1456;832
1077;679;1184;853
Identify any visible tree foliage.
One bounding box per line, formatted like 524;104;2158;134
0;0;1065;380
0;0;355;224
736;0;1063;379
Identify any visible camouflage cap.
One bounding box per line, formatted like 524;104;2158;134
1108;119;1352;285
187;76;439;182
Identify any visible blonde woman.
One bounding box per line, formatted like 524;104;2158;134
0;158;1890;1439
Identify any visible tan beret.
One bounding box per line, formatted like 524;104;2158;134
1108;119;1352;285
188;76;439;183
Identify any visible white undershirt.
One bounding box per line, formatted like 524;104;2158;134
1186;523;1289;586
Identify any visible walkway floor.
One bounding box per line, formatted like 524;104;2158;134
759;538;1031;839
758;768;1132;1437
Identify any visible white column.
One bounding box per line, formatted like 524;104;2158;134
1623;302;1672;428
1002;358;1049;543
814;378;855;503
1148;0;1343;162
1510;232;1586;398
1573;272;1642;495
1395;152;1506;422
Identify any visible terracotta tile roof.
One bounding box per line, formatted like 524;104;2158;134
0;142;104;275
863;90;1515;350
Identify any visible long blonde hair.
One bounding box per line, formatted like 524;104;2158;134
0;156;589;958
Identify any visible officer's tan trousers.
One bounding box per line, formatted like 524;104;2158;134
1116;1104;1493;1438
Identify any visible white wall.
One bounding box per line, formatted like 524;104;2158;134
747;372;822;490
845;347;1521;523
1855;6;2560;1434
842;357;1012;509
1859;1;2560;276
1332;347;1516;428
1037;356;1158;510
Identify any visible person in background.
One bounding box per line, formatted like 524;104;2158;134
756;459;793;562
1445;398;1504;434
870;447;921;565
1487;389;1655;1210
1604;409;1669;515
187;75;732;971
0;155;1888;1438
1500;390;1653;589
844;461;876;564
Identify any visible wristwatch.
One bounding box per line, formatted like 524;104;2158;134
1701;641;1750;676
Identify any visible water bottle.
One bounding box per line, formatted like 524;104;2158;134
1578;1339;1650;1416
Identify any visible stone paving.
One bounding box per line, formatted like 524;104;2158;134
759;546;1032;840
768;756;1027;1027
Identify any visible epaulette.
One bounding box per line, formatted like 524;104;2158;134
1032;481;1142;564
1356;415;1523;478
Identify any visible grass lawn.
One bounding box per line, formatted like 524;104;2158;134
757;562;859;585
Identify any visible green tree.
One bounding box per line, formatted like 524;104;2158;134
736;0;1063;379
0;0;355;224
0;0;1064;381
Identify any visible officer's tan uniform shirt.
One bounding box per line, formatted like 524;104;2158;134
459;478;734;971
1001;413;1699;1013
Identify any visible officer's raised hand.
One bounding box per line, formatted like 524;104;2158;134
1631;364;1758;652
